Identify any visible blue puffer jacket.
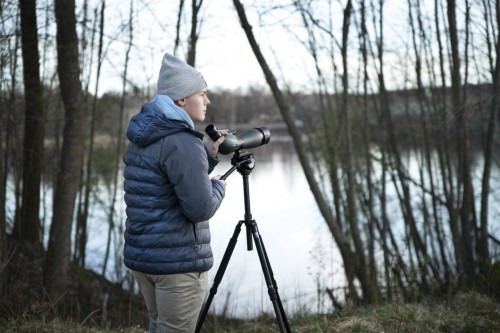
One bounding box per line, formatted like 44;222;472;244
123;95;225;275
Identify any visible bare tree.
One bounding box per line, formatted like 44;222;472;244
43;0;86;303
15;0;44;246
74;0;106;269
73;0;94;267
1;3;22;248
232;0;382;304
0;0;21;295
447;0;476;284
478;0;499;270
102;0;134;279
174;0;185;56
187;0;204;66
231;0;500;305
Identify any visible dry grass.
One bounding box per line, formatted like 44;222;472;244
3;291;497;333
0;318;143;333
197;291;500;333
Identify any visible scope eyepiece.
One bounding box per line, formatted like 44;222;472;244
205;123;222;142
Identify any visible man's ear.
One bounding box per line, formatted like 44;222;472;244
177;98;186;107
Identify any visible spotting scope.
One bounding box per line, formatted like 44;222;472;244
205;124;271;155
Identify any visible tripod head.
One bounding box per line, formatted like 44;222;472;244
220;150;255;180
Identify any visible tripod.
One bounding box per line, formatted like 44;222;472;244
195;151;291;333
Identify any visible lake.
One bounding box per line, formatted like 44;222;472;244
9;135;499;319
80;138;342;318
204;142;343;318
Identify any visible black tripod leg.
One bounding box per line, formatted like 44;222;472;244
248;220;291;333
195;221;244;333
257;231;292;333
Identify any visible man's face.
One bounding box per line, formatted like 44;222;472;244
181;89;210;123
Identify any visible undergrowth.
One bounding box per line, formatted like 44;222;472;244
1;291;498;332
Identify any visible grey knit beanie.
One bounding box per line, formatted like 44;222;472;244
156;53;207;101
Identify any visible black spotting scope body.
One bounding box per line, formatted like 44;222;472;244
205;124;271;155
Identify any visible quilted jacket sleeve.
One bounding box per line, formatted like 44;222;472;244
160;131;225;222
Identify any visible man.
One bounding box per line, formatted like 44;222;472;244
123;53;227;333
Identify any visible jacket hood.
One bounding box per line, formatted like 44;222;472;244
126;95;195;147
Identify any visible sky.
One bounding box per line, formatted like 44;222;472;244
84;0;356;95
63;0;483;97
95;0;290;94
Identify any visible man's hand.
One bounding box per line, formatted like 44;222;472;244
212;175;227;190
205;128;229;157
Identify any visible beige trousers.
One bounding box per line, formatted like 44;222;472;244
132;270;208;333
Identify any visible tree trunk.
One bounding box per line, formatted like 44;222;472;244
174;0;185;57
0;1;21;295
478;0;499;269
7;7;24;251
43;0;86;303
447;0;476;284
103;0;133;278
187;0;203;66
74;1;96;265
16;0;44;245
76;0;105;269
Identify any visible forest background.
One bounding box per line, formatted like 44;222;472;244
1;0;500;330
